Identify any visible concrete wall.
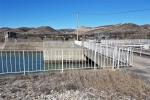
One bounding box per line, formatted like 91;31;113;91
43;48;86;61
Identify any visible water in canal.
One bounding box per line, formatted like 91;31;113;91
0;51;94;74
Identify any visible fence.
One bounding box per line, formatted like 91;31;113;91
74;40;133;68
100;39;150;46
100;39;150;56
0;40;133;75
0;48;98;75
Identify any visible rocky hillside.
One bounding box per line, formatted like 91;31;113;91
79;23;150;39
0;26;57;34
0;26;61;41
0;23;150;41
27;26;58;34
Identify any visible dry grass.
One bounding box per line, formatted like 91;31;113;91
58;70;150;99
0;69;150;99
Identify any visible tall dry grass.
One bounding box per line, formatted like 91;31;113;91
49;69;150;99
0;69;150;99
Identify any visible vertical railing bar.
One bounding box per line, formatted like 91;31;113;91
40;51;41;71
79;49;80;69
127;48;129;66
1;51;4;73
14;51;16;73
131;48;134;65
62;49;63;72
87;43;89;68
82;48;83;69
27;50;29;72
72;49;73;69
43;49;45;71
101;46;104;68
40;51;44;71
65;49;67;69
58;49;59;70
49;49;51;71
100;45;102;68
94;44;97;70
47;50;49;71
107;45;109;66
69;50;70;69
36;50;37;71
86;48;87;68
18;51;21;72
32;51;33;71
55;49;56;70
84;48;86;69
129;48;131;66
10;51;12;73
112;47;115;69
63;49;65;69
74;49;76;69
82;48;83;68
104;46;106;68
117;48;120;69
57;49;58;70
5;51;8;73
120;48;123;66
84;49;87;68
90;44;92;68
23;50;25;75
124;48;126;66
90;43;92;68
99;45;101;67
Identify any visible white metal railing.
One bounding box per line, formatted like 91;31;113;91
0;48;102;75
0;40;134;75
101;39;150;46
74;40;133;68
100;39;150;56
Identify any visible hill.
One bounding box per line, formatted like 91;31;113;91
0;23;150;41
78;23;150;39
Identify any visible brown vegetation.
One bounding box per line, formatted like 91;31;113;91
0;70;150;99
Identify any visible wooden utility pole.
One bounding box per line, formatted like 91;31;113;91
76;12;79;41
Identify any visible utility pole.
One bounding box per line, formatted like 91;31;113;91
76;12;79;41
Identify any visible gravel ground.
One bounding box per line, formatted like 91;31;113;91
0;70;150;100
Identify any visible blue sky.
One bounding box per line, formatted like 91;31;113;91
0;0;150;29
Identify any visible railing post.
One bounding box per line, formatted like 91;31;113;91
1;51;4;73
6;51;8;73
117;48;120;69
112;47;117;69
94;44;97;70
127;48;129;66
62;49;64;73
23;50;26;75
140;45;142;56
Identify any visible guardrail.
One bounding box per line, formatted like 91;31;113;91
101;39;150;46
74;40;133;68
0;40;134;75
0;49;98;75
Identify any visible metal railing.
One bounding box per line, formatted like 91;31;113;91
100;39;150;56
0;41;133;75
0;48;98;75
74;40;133;68
100;39;150;46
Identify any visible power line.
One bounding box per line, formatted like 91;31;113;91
79;8;150;16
